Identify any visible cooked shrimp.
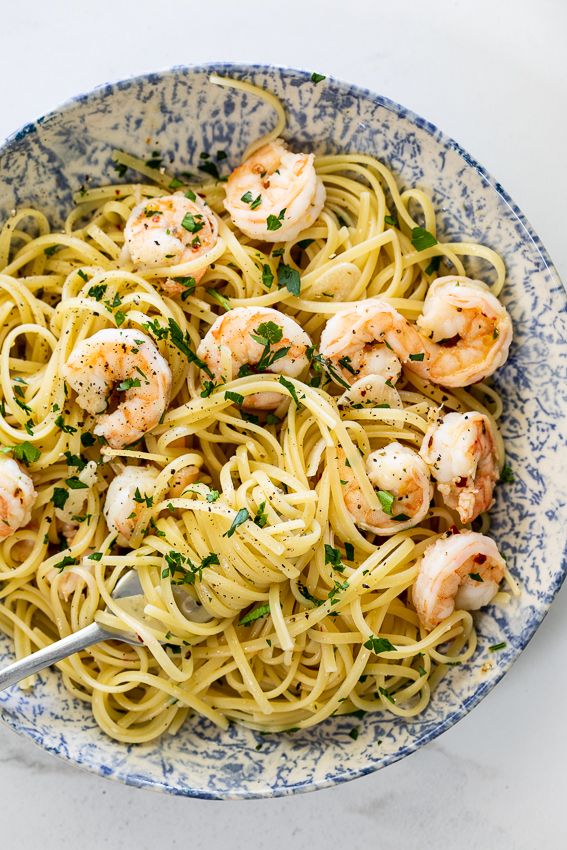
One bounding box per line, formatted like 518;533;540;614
339;442;432;535
224;139;325;242
415;276;513;386
319;299;426;387
413;530;506;630
320;279;512;390
124;193;219;293
62;329;172;449
104;466;159;546
197;306;311;410
0;458;36;540
420;412;499;523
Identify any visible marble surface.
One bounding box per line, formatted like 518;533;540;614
0;0;565;846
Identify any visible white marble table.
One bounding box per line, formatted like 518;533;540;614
0;1;565;847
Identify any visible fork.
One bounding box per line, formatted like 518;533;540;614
0;569;145;692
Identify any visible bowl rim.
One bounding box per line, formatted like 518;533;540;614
0;60;565;800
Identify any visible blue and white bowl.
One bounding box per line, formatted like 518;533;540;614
0;63;565;799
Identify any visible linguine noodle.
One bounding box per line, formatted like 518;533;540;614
0;77;516;743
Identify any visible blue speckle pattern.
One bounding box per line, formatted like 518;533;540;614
0;63;565;799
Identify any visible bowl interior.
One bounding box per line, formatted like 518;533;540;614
0;63;565;799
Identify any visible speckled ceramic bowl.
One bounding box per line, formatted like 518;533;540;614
0;63;565;799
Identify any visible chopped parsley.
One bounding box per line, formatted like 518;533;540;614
307;347;350;389
206;489;220;503
224;391;244;406
87;283;107;301
143;318;213;378
51;487;69;509
241;191;262;210
468;572;484;582
378;686;396;704
0;441;40;466
489;642;507;652
174;276;197;300
310;72;326;84
348;727;359;741
181;212;204;234
64;451;87;470
223;507;250;538
81;432;96;447
117;377;141;391
324;544;345;573
133;487;153;507
198;161;222;180
253;501;268;528
278;375;300;405
200;380;222;398
266;210;286;232
112;161;127;178
499;464;514;483
425;256;442;276
261;264;274;289
344;542;355;561
65;476;89;490
161;549;219;584
54;555;77;572
249;322;290;372
54;415;77;434
278;263;301;296
251;321;283;346
408;352;425;361
411;226;438;251
207;288;232;311
364;635;396;653
239;603;270;626
377;489;395;515
298;583;323;607
145;154;163;170
384;214;398;227
328;579;349;605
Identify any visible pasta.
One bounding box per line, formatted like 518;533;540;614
0;77;518;743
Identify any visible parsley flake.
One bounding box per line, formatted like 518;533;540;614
377;490;395;515
239;603;270;626
223;507;250;538
364;635;396;653
411;226;438;251
0;441;41;466
277;263;301;296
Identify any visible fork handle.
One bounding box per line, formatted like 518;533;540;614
0;621;107;692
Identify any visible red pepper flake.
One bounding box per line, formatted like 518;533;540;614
456;477;468;488
474;553;487;564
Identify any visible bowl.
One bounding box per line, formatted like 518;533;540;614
0;62;565;799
